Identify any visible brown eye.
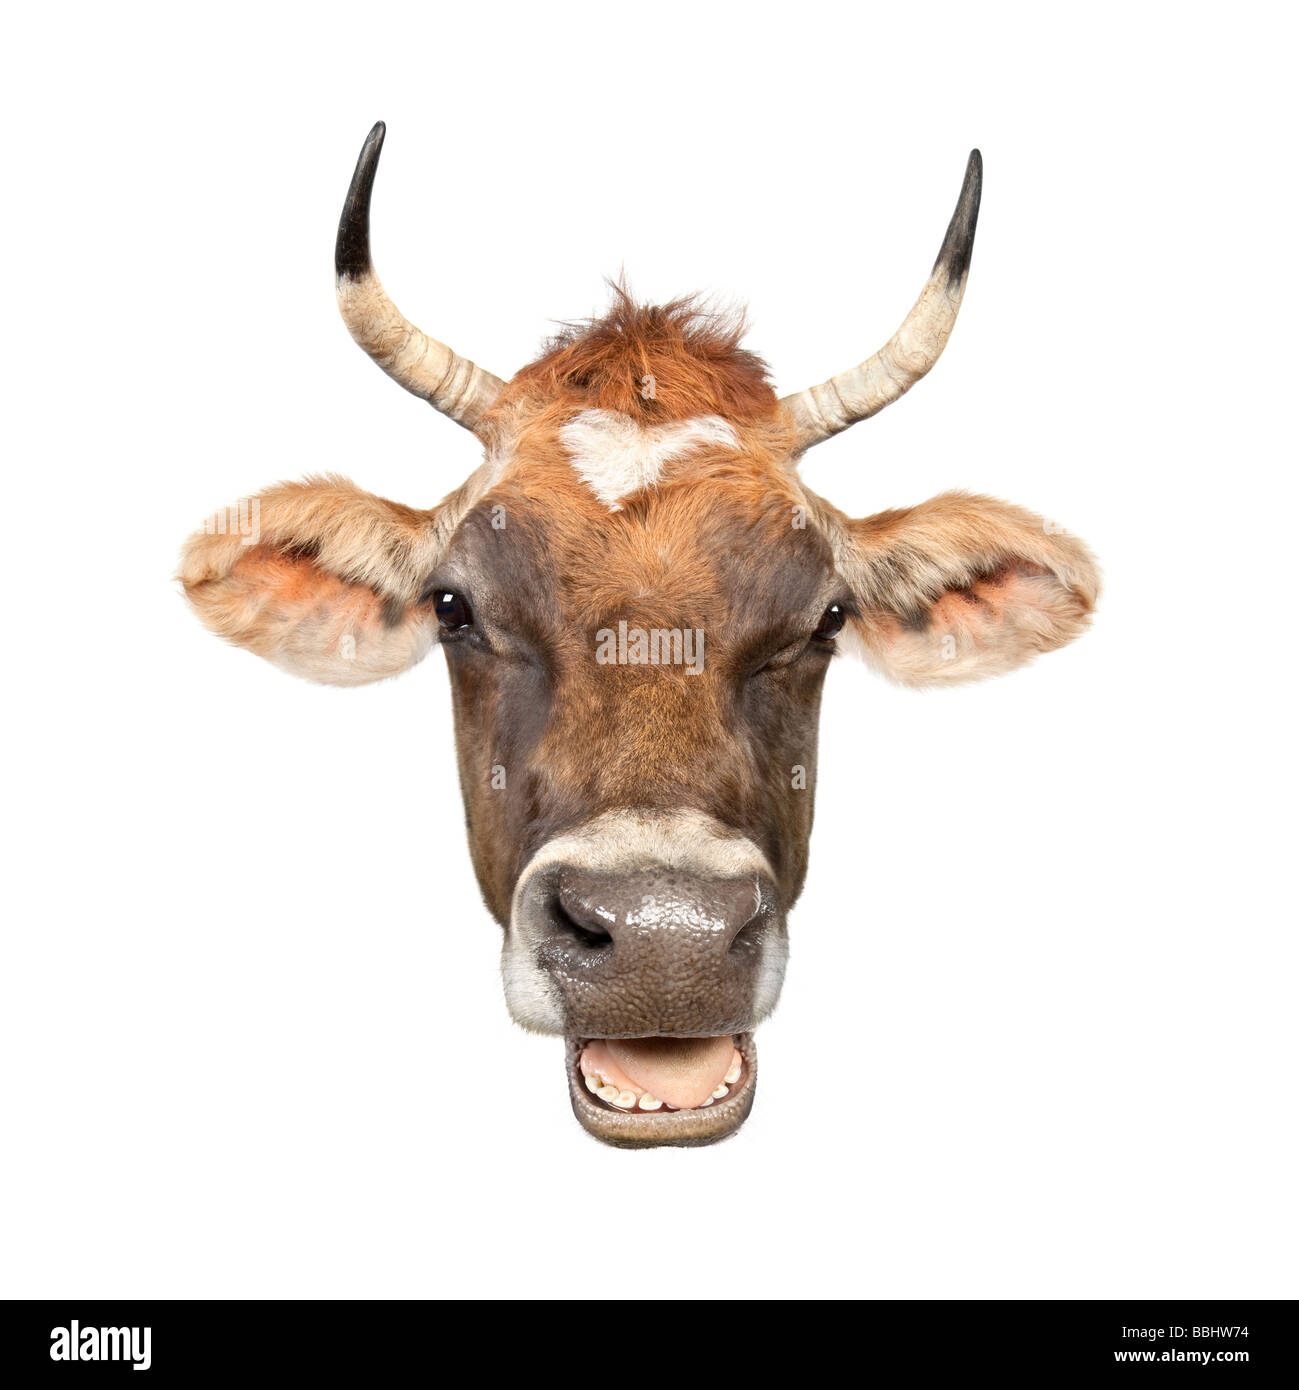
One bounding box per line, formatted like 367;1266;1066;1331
814;603;846;641
435;591;473;631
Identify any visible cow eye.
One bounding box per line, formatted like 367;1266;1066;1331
434;591;474;631
814;603;846;641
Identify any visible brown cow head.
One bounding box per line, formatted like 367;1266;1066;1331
180;125;1098;1146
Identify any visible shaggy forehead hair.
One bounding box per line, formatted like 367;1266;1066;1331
505;288;779;426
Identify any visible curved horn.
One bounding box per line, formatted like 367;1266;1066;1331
780;150;982;452
335;122;504;433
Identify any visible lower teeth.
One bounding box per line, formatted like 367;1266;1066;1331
580;1047;742;1113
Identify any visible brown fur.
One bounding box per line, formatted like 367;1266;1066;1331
179;295;1098;916
502;288;778;426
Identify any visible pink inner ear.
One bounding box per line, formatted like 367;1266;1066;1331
927;562;1052;636
232;546;385;624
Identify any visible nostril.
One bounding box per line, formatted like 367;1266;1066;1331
728;919;762;958
556;904;613;950
549;893;614;951
728;885;767;958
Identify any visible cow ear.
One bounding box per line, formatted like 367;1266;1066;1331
835;491;1099;686
179;474;446;686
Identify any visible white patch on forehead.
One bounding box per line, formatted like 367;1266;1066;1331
559;408;739;509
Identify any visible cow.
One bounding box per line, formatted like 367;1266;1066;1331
180;123;1098;1147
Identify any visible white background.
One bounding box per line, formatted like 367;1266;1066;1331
3;1;1294;1299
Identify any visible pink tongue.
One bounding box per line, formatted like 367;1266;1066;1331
606;1036;736;1110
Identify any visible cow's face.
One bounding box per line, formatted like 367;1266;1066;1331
433;399;832;1143
180;125;1099;1146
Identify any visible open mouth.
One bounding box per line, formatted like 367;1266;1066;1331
566;1033;757;1147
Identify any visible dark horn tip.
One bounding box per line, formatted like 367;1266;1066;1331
335;121;387;282
933;148;983;285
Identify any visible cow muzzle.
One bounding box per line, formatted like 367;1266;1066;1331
504;812;788;1147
